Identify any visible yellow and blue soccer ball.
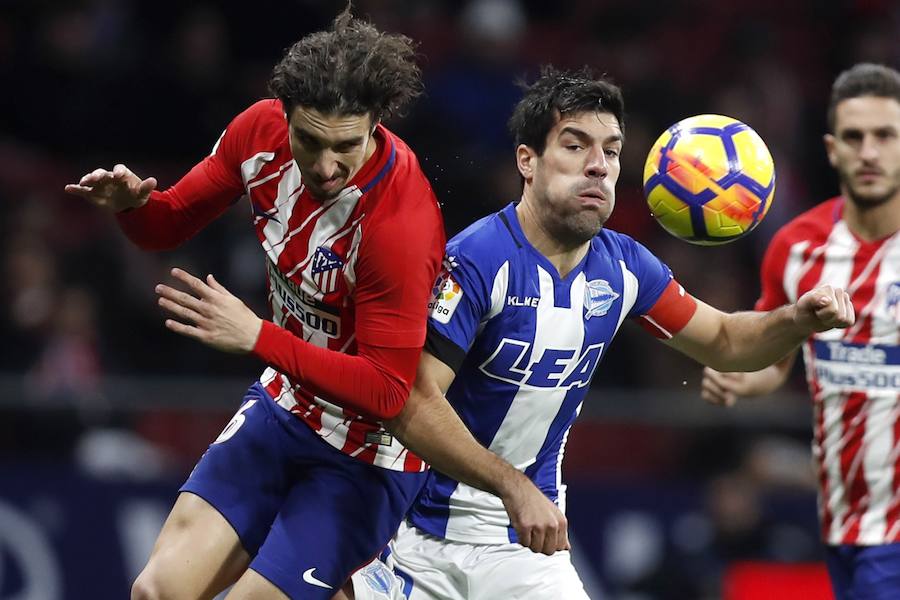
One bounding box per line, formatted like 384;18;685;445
643;114;775;245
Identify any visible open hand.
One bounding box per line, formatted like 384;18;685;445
64;163;157;212
156;268;263;353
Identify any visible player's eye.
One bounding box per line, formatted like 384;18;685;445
605;148;621;158
334;142;360;153
296;132;321;149
565;144;583;151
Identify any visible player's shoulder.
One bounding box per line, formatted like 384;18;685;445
771;196;841;247
375;125;427;188
366;125;440;216
449;205;520;254
443;205;522;275
227;98;289;146
592;227;655;263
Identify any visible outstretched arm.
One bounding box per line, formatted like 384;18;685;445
385;351;570;556
65;160;243;251
64;105;254;250
663;285;853;372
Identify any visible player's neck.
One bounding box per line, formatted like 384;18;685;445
841;188;900;242
515;201;590;279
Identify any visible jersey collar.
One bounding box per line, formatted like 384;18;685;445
349;123;396;195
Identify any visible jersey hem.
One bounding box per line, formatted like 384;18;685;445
410;519;512;545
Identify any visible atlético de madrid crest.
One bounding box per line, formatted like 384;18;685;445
311;246;344;294
584;279;619;320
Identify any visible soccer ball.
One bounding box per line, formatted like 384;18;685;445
642;114;776;245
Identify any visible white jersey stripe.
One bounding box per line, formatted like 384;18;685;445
615;260;640;333
782;240;809;304
824;391;851;542
239;152;276;185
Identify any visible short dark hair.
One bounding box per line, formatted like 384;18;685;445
827;63;900;132
268;8;422;123
508;66;625;155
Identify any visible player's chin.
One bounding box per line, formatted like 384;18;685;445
567;213;607;241
307;183;344;201
848;184;896;207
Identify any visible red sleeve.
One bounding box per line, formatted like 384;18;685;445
115;110;249;250
635;279;698;339
252;321;420;420
754;232;790;312
353;195;446;348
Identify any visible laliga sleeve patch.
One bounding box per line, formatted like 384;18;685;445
636;279;697;339
428;271;463;324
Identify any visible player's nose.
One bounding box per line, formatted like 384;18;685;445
584;148;608;178
312;151;340;179
859;133;880;162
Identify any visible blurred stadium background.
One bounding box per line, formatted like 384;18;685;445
1;0;898;598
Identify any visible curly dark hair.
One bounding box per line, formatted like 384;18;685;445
268;7;422;123
827;63;900;132
508;66;625;156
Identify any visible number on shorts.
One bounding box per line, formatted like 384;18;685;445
214;399;257;444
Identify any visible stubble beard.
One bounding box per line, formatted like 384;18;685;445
841;167;900;210
545;207;608;247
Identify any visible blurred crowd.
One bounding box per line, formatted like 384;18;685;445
3;0;899;393
1;1;898;596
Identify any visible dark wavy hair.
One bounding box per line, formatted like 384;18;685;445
508;66;625;155
268;7;422;123
827;63;900;132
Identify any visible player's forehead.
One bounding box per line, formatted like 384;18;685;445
288;106;374;143
834;96;900;132
550;110;623;144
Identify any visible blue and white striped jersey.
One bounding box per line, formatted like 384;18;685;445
408;202;675;544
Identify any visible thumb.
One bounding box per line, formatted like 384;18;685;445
815;294;835;311
137;177;157;199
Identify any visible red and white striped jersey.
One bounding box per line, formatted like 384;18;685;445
122;99;444;471
757;196;900;545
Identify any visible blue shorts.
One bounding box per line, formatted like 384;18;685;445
825;543;900;600
181;383;427;599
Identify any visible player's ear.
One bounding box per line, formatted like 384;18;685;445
516;144;536;180
823;133;838;167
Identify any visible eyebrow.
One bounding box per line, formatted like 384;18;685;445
293;127;365;147
839;124;898;135
558;126;625;145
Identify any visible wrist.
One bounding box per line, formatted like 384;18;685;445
115;194;150;214
251;319;277;356
245;317;264;353
789;303;816;335
493;462;529;498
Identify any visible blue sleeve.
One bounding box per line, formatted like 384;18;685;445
622;237;675;318
424;247;494;371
